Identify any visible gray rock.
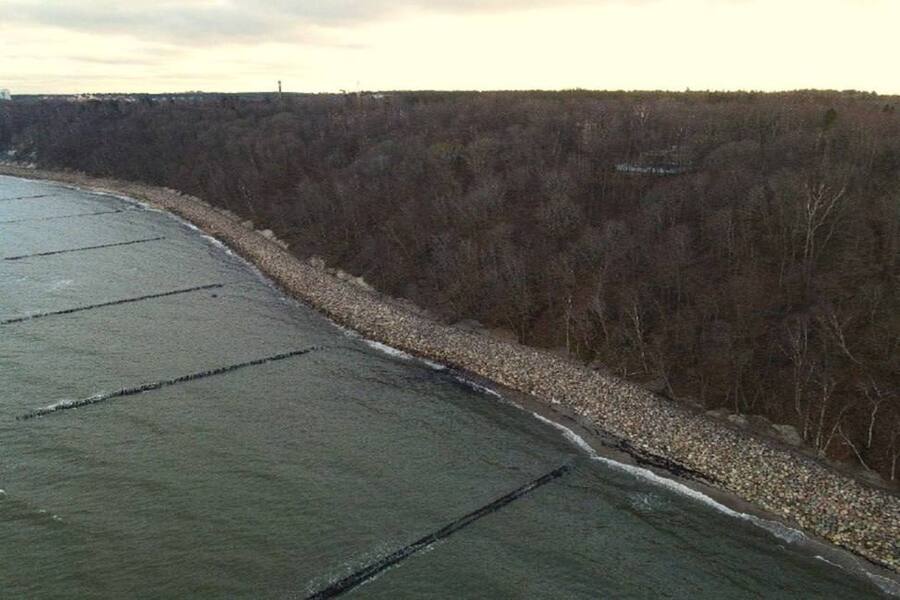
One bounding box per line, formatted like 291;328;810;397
747;415;775;434
350;276;373;291
642;377;668;394
487;328;518;344
7;163;898;573
857;469;885;487
726;413;748;427
307;256;325;270
453;319;485;333
772;424;804;447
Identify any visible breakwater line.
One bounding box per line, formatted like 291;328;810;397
0;193;57;202
17;346;325;420
306;462;574;599
0;283;225;325
2;166;897;575
3;236;166;261
0;208;131;225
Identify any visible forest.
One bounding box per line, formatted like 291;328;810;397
2;90;898;482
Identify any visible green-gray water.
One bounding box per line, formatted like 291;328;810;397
0;176;892;598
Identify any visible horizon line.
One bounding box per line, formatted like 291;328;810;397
5;87;900;98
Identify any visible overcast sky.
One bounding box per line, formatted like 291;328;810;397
1;0;898;94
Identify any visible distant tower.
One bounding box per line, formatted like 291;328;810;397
277;80;282;101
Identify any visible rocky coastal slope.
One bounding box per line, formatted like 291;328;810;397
2;164;898;574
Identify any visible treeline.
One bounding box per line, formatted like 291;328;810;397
2;90;898;481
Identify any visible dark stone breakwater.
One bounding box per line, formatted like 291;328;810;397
0;282;225;325
17;346;325;420
306;462;574;599
3;235;165;261
0;193;57;202
2;166;897;574
0;207;129;224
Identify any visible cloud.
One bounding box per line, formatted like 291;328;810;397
1;0;598;44
3;1;275;43
265;0;597;22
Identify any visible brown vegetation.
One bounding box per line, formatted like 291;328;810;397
2;90;898;481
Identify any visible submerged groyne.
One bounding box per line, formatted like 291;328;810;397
2;164;898;573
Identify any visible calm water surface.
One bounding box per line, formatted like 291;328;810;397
0;176;890;598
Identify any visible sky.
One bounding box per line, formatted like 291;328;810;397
0;0;898;95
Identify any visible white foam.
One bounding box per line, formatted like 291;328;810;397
36;393;102;415
335;323;362;339
52;183;156;212
42;398;78;412
50;279;73;291
816;555;844;569
451;375;503;398
419;358;447;371
867;572;900;597
362;339;447;371
201;234;235;256
629;491;670;513
531;412;596;454
363;339;414;360
528;411;808;545
67;187;235;260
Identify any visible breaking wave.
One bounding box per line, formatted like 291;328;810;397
528;411;900;597
361;339;446;371
529;411;806;540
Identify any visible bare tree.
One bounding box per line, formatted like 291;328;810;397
799;180;846;287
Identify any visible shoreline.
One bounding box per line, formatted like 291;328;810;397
2;164;898;583
334;337;900;594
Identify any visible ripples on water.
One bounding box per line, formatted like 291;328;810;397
0;176;893;598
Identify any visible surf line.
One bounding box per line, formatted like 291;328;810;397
3;236;166;261
0;193;58;202
0;208;137;225
0;282;225;325
306;462;574;600
17;346;324;420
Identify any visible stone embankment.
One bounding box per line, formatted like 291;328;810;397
2;164;898;573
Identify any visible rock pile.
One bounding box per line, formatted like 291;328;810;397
2;164;897;573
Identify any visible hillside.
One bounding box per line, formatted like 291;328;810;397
2;90;898;481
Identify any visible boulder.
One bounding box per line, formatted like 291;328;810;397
453;319;485;333
487;328;518;344
747;415;775;435
307;256;326;270
642;377;668;395
772;424;804;447
726;413;748;427
350;276;373;291
856;468;885;487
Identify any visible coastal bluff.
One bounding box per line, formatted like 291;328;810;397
3;163;898;575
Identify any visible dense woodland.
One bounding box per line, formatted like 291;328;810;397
2;90;898;482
